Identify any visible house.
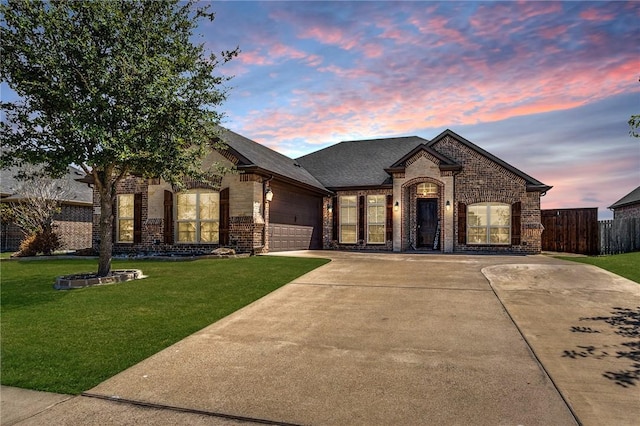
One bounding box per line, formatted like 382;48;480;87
298;129;551;253
1;166;93;251
608;186;640;219
102;129;330;255
99;128;551;255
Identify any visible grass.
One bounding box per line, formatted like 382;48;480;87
557;251;640;284
0;256;329;394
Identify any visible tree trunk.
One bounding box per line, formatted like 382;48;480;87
97;182;115;277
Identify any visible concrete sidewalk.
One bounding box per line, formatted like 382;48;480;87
3;252;638;425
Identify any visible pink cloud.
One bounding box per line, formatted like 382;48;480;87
297;23;362;52
516;1;563;20
237;50;272;66
539;156;639;212
409;15;472;48
538;25;568;40
233;48;639;151
579;8;616;21
361;43;383;58
236;43;323;68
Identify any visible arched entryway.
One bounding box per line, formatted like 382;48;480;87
402;178;445;251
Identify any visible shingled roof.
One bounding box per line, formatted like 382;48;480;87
608;185;640;209
220;128;329;194
296;136;426;188
296;130;551;193
0;165;93;205
427;129;552;193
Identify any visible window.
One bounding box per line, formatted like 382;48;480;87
467;203;510;245
339;195;357;243
417;182;438;196
176;191;220;243
117;194;134;243
367;195;386;243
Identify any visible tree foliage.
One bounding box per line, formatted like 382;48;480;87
630;114;639;138
1;0;238;275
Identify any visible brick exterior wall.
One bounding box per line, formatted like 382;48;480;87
323;188;393;251
229;216;265;254
1;202;92;252
93;170;269;256
1;222;23;252
613;203;640;220
432;135;543;254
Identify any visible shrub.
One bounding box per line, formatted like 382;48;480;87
13;230;62;257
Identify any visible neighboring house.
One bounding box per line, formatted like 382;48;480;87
608;186;640;219
97;128;551;255
0;166;93;251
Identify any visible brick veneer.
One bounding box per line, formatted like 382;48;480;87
1;202;92;252
322;188;393;251
93;173;268;256
432;135;543;254
613;204;640;220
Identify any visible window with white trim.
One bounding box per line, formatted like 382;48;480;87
367;195;386;244
339;195;357;243
467;203;510;245
176;191;220;243
117;194;134;243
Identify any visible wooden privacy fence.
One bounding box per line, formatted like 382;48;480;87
599;218;640;255
541;208;599;255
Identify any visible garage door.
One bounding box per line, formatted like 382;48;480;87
269;223;314;252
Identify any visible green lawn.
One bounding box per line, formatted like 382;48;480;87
557;251;640;284
0;256;329;394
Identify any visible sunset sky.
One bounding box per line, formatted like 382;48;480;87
1;1;638;219
205;1;639;218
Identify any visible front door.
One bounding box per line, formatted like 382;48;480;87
417;199;438;249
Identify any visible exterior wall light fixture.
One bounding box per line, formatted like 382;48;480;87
327;202;333;213
394;201;399;211
446;200;451;211
265;188;274;202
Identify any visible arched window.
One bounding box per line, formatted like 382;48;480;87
417;182;438;196
176;190;220;243
467;203;510;245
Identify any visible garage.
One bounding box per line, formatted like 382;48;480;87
269;224;314;252
267;180;324;252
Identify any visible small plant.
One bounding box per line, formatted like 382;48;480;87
13;229;62;257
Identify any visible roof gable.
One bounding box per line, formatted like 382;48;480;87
385;144;461;173
609;185;640;209
427;129;552;193
219;128;329;194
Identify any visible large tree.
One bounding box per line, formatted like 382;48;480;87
1;0;237;275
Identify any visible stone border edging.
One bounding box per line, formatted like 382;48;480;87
54;270;144;290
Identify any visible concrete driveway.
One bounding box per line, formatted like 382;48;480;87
4;252;639;425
